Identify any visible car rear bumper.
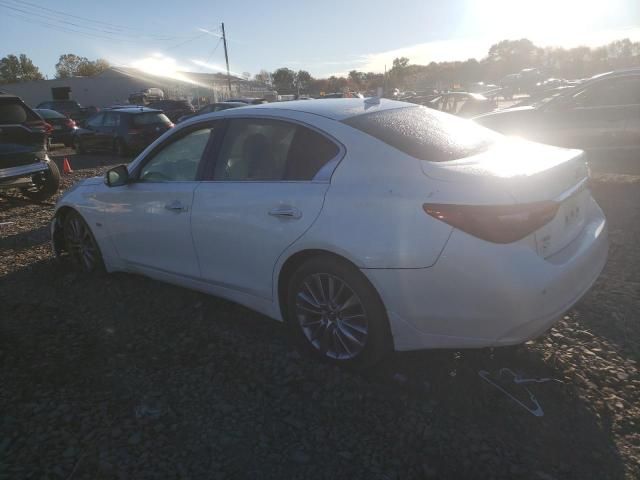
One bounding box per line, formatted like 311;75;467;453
363;195;608;351
0;161;50;182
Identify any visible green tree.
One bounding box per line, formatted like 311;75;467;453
56;54;109;78
272;67;296;94
295;70;312;93
0;53;44;84
348;70;365;89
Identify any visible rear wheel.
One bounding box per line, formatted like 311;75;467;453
63;210;104;273
22;161;60;201
286;256;391;369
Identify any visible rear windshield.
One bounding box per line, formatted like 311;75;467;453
0;98;38;124
36;109;66;119
342;106;497;162
53;101;81;110
131;112;172;126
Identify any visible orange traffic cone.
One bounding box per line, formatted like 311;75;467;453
63;157;73;174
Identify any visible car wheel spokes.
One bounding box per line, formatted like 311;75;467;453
295;273;368;360
64;217;97;271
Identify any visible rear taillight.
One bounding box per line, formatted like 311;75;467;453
65;118;76;128
423;201;560;244
44;122;53;134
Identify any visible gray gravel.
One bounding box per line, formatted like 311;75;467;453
1;151;639;479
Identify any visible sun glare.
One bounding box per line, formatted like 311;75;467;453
472;0;608;45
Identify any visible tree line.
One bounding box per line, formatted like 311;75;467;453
2;37;638;93
0;53;110;84
258;37;640;95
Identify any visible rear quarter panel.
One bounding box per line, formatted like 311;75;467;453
276;117;454;269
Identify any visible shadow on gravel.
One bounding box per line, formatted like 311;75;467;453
0;225;50;251
0;258;629;479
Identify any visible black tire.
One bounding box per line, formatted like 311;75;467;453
22;161;60;201
62;210;104;273
73;136;86;154
116;138;128;157
286;255;392;369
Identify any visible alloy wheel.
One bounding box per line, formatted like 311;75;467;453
64;215;99;271
295;273;368;360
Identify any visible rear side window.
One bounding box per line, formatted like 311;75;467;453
0;98;37;124
37;109;66;119
213;118;339;181
132;112;172;126
342;106;497;162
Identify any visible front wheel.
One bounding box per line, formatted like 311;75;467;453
22;161;60;201
286;256;392;369
62;210;104;273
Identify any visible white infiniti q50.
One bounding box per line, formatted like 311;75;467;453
51;99;608;368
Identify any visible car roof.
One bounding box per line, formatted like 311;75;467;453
0;93;21;100
106;107;161;114
225;98;414;121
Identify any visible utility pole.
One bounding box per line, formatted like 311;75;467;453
221;22;232;95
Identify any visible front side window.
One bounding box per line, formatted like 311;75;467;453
213;119;339;181
139;127;213;182
103;112;120;127
86;113;104;128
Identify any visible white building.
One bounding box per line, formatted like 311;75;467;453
1;67;274;108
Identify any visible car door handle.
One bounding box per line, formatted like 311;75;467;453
165;201;188;212
268;206;302;219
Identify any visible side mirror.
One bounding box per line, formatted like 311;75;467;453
105;165;130;187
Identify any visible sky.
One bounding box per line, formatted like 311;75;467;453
1;0;639;79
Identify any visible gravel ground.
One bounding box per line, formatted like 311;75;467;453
1;150;639;479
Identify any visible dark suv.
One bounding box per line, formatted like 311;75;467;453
0;94;60;200
72;107;173;156
146;100;194;122
36;99;95;126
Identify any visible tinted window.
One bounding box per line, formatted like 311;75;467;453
0;99;34;124
573;77;640;107
342;106;497;162
213;119;339;181
139;128;213;182
132;112;172;126
103;112;120;127
36;109;66;119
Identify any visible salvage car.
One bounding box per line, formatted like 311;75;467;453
176;101;246;123
72;107;173;156
146;99;195;122
34;108;77;148
51;99;608;368
428;92;496;118
36;99;95;126
474;69;640;155
1;94;60;200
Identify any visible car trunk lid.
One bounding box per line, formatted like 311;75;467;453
421;139;590;257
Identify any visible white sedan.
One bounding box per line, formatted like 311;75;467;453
51;99;608;368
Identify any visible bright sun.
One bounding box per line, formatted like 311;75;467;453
471;0;608;45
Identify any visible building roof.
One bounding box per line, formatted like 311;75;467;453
236;98;414;121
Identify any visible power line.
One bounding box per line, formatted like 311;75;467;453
1;0;192;39
0;0;198;41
